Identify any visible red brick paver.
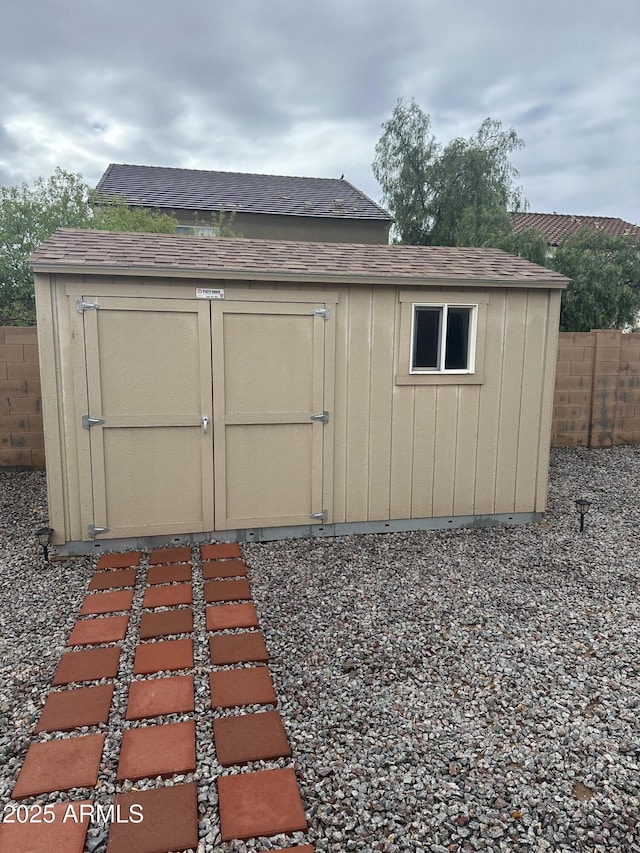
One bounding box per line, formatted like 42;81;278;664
133;638;194;674
35;684;114;732
52;647;121;685
210;632;269;665
126;675;195;720
0;800;92;853
204;578;252;603
218;767;307;841
271;848;315;853
203;559;248;579
117;720;196;781
206;602;259;631
88;569;137;590
139;608;193;639
149;546;191;564
106;784;198;853
209;667;277;709
67;615;129;646
97;551;141;569
12;734;105;799
80;589;134;615
201;542;242;560
214;710;291;766
143;583;192;608
9;544;313;852
147;563;192;585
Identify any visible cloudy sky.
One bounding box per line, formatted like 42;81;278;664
2;0;639;224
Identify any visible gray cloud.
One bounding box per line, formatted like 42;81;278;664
1;0;638;223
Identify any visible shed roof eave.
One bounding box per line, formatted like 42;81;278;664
29;261;568;289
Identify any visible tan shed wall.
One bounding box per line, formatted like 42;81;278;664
332;285;559;523
0;326;44;467
33;274;561;543
174;210;391;244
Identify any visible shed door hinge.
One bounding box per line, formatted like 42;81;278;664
88;524;110;539
76;298;100;313
310;411;329;424
310;510;328;523
82;415;105;430
312;306;330;320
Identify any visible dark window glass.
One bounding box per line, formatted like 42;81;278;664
444;307;471;369
413;307;441;369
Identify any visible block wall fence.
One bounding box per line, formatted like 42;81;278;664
552;330;640;448
0;326;44;468
1;326;640;469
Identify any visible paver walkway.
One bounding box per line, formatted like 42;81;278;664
0;544;314;853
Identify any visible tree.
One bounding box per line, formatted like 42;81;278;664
0;170;90;324
0;168;178;325
551;229;640;332
372;99;529;250
493;226;549;268
92;194;178;234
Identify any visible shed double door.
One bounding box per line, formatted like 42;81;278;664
78;295;331;540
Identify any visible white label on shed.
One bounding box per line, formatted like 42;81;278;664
196;287;225;300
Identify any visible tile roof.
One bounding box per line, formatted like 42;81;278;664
512;212;640;246
95;163;392;221
30;229;569;287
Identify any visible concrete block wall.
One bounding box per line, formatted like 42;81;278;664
0;327;45;468
552;330;640;448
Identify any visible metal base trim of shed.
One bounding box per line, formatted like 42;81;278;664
52;512;543;557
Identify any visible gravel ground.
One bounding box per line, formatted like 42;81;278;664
1;447;640;852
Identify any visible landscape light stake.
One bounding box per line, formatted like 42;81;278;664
36;526;54;561
574;498;591;533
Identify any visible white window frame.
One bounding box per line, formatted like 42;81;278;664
410;302;477;374
396;291;488;386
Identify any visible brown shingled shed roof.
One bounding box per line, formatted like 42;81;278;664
30;229;569;287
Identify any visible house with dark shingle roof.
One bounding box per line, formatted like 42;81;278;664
512;212;640;248
95;164;393;244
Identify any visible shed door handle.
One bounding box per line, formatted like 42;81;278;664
202;416;209;434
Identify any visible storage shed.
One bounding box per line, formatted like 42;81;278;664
31;229;568;555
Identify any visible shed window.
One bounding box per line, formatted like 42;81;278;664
411;304;475;373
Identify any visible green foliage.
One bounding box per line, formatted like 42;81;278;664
372;99;438;245
552;229;640;332
493;227;549;267
91;193;178;233
373;99;529;250
0;169;91;324
0;169;178;325
192;208;243;239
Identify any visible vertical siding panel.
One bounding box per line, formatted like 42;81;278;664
332;289;350;523
515;291;548;512
494;291;528;512
411;387;437;518
474;291;507;514
432;385;458;516
36;275;66;541
389;385;415;518
535;291;562;511
390;292;415;518
453;385;481;516
367;289;396;520
345;287;373;521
